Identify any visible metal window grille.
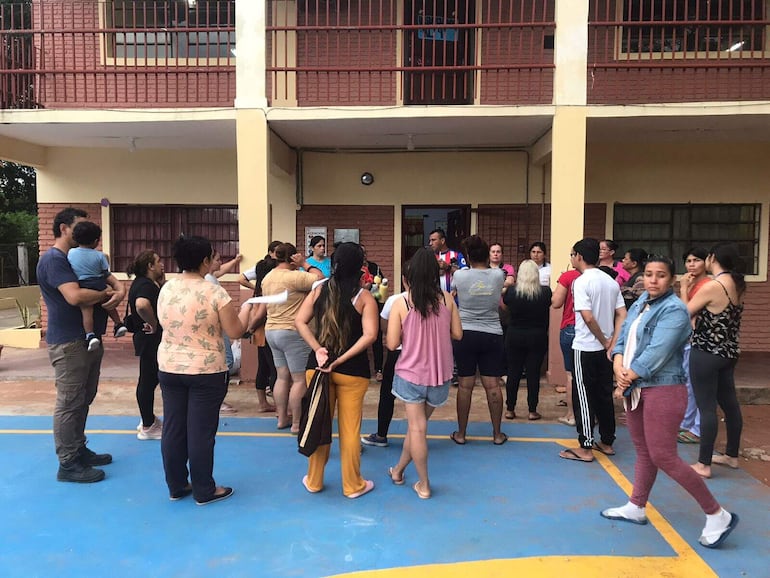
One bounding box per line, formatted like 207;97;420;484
110;204;239;274
613;203;761;274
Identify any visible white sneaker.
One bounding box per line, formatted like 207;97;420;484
87;336;101;352
137;418;163;440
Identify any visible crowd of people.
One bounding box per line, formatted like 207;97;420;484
36;208;742;545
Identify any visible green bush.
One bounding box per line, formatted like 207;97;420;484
0;212;37;244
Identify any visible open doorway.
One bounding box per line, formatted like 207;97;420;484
402;205;471;264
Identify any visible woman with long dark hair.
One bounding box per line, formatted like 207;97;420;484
386;248;462;499
127;250;165;440
603;255;738;549
295;243;379;498
157;236;250;505
682;243;746;480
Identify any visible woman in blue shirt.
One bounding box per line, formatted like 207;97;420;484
306;236;331;278
600;255;738;549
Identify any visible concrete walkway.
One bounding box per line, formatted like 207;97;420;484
1;346;769;576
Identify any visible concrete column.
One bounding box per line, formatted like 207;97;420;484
553;0;588;106
236;109;270;273
236;0;268;108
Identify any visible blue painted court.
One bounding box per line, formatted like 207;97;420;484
1;416;768;577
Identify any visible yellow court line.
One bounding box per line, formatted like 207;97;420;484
0;428;718;576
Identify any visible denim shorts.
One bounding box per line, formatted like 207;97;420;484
560;325;576;373
265;329;311;374
392;374;450;408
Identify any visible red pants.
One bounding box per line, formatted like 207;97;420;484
627;385;719;514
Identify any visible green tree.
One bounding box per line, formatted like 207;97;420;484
0;160;36;213
0;160;37;244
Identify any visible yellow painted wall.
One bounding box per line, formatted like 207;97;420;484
300;151;530;205
36;147;237;205
586;141;770;280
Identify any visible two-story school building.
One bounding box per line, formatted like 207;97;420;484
1;1;769;376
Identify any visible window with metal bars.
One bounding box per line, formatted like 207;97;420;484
110;205;239;274
105;0;235;59
613;203;761;274
620;0;766;54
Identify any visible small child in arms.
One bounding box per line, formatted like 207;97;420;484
67;221;127;351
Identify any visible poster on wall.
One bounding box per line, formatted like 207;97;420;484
305;226;328;256
334;229;360;246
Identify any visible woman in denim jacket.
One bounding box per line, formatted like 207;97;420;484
600;255;738;549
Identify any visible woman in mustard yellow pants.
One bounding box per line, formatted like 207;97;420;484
295;243;379;498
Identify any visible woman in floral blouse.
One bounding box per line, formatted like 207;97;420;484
157;235;250;506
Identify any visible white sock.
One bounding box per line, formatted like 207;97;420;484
604;501;647;521
702;508;731;543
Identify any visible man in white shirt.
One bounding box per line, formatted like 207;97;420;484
559;238;626;463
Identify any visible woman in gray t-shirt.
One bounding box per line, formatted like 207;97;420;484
450;235;508;446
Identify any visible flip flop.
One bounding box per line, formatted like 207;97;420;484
593;442;616;456
493;433;508;446
388;466;405;486
559;448;595;463
677;431;700;444
558;416;575;426
450;431;466;445
700;512;740;549
557;400;567;407
413;481;431;500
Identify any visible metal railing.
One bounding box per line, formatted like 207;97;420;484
0;1;235;109
267;0;556;106
588;0;770;103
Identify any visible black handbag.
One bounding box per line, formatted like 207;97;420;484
297;369;332;457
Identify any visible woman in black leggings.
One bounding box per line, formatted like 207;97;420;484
681;243;745;479
127;251;165;440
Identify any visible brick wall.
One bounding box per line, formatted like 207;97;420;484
295;205;395;281
295;0;397;106
476;203;606;266
588;0;770;104
37;202;244;351
479;0;555;105
33;1;235;108
740;225;770;352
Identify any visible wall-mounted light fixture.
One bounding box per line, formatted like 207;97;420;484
360;172;374;186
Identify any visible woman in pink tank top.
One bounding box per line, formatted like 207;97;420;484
386;248;462;499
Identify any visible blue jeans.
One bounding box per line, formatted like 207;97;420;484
679;345;700;436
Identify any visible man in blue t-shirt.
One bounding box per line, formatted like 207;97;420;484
37;208;125;483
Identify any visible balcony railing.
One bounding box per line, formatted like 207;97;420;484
588;0;770;104
267;0;556;106
0;1;235;110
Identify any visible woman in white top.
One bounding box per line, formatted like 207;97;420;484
529;242;551;286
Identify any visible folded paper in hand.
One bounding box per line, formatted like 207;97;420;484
245;290;288;305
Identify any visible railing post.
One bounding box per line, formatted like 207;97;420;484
17;242;29;286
